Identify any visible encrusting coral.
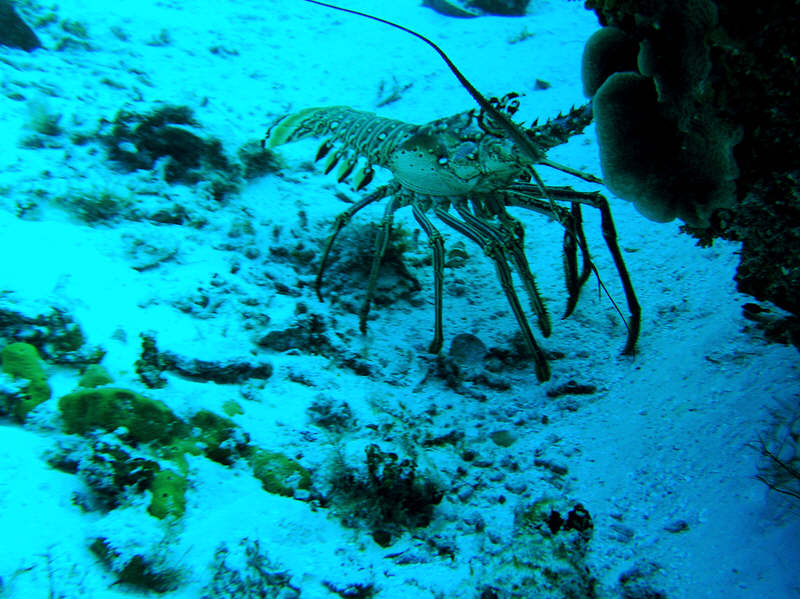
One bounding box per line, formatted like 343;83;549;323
53;384;313;519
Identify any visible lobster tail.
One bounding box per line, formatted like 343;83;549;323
264;106;420;188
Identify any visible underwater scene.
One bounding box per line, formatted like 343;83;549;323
1;0;799;597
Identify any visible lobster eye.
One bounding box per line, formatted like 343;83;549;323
438;156;449;165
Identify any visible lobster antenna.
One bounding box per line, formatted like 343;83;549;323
301;0;631;339
302;1;550;168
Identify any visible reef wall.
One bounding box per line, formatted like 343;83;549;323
583;0;800;316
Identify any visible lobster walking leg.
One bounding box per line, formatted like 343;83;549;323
582;193;639;355
474;198;552;337
359;195;402;334
315;182;399;301
508;184;641;355
434;205;552;382
412;202;445;354
561;203;593;318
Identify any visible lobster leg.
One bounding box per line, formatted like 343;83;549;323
564;202;592;316
507;184;640;356
504;191;591;313
411;202;445;354
505;191;596;315
563;203;593;318
473;196;552;337
316;182;398;301
434;205;551;382
493;190;591;318
359;195;402;334
555;202;593;318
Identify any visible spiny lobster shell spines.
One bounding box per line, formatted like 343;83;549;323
525;102;594;152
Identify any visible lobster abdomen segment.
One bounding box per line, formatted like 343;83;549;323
266;106;420;188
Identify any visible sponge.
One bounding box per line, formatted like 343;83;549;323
147;468;187;519
593;72;739;227
593;72;680;222
581;26;639;98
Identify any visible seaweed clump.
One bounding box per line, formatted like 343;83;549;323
329;443;444;547
315;222;422;317
753;400;800;505
89;537;183;593
203;540;301;599
0;305;104;367
135;332;274;390
501;498;597;597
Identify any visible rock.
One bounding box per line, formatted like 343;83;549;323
421;0;480;18
449;333;487;367
0;1;41;51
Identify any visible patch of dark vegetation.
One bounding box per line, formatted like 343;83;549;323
0;304;104;366
546;380;597;398
203;540;301;599
135;332;273;389
307;395;357;433
328;444;444;547
238;140;284;179
741;302;800;349
415;335;513;398
256;313;333;355
90;538;182;594
101;105;241;200
317;222;422;314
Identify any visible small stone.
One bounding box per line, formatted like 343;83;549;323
664;519;689;533
489;429;517;447
533;458;568;476
464;512;486;531
609;523;635;542
504;480;527;494
449;333;487;366
457;485;475;502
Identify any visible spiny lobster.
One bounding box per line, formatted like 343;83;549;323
265;0;640;381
